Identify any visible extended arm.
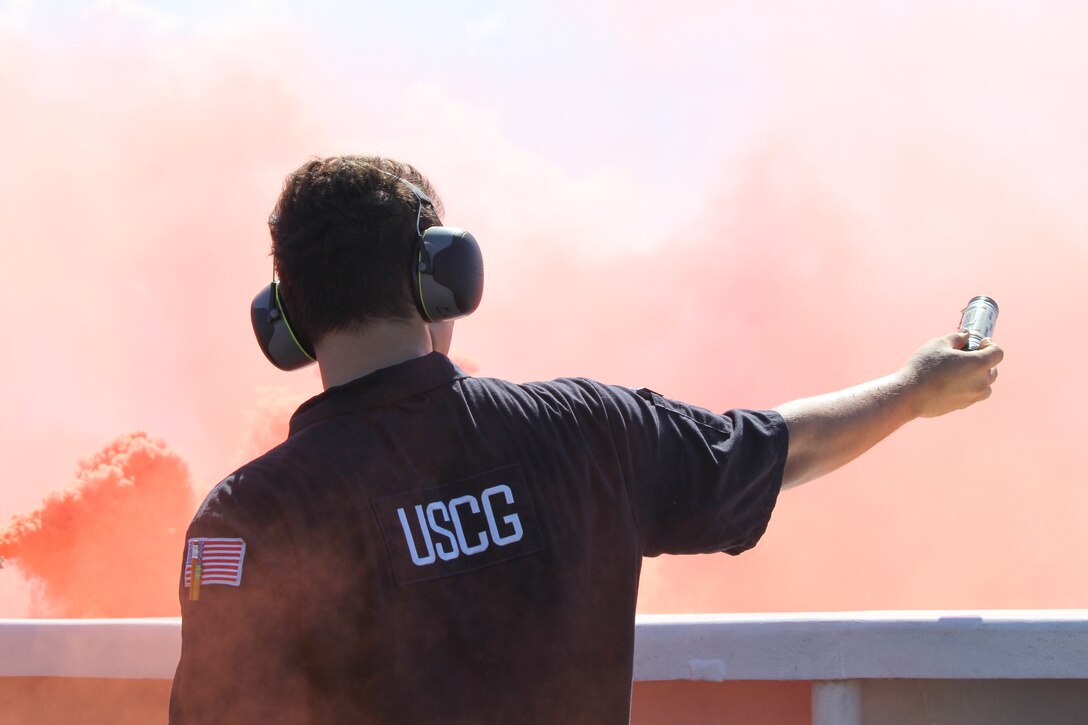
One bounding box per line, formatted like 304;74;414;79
774;331;1003;490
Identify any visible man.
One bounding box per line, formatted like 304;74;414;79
170;155;1003;723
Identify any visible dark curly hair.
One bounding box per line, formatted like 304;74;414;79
268;155;445;345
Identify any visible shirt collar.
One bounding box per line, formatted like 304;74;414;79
289;352;468;435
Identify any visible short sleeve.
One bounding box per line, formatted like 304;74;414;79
169;467;308;724
587;383;789;557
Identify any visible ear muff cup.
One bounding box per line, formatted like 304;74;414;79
250;282;317;371
416;227;484;322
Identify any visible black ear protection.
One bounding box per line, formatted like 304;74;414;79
250;173;484;371
250;280;317;371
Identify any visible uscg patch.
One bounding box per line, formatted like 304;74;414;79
373;465;545;585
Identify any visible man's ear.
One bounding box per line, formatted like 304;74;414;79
427;320;455;355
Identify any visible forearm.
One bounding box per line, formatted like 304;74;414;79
773;372;919;490
771;331;1002;490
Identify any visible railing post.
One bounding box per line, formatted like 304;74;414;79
812;680;861;725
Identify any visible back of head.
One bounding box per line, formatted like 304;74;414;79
268;156;444;346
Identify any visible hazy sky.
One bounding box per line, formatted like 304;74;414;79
2;0;1086;615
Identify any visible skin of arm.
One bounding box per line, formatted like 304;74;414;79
774;331;1004;490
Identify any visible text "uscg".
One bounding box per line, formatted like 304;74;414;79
397;484;524;566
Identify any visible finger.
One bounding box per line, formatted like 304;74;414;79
947;331;971;350
977;386;993;402
976;342;1004;366
988;367;999;384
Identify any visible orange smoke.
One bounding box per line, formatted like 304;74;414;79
0;433;195;617
2;1;1087;621
237;387;305;462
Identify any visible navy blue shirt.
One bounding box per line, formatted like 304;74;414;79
170;353;788;724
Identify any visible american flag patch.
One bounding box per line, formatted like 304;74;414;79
184;537;246;589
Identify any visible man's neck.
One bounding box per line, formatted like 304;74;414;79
314;319;436;390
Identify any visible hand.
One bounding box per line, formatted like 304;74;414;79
899;332;1004;419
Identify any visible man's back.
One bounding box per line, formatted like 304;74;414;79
170;353;788;724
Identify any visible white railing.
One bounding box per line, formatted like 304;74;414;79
635;610;1088;680
635;610;1088;724
0;617;180;680
4;611;1088;724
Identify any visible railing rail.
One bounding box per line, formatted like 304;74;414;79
4;611;1088;724
633;610;1088;681
5;610;1088;681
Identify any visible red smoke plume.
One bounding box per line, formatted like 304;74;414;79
0;433;195;617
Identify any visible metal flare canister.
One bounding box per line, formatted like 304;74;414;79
958;296;999;351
